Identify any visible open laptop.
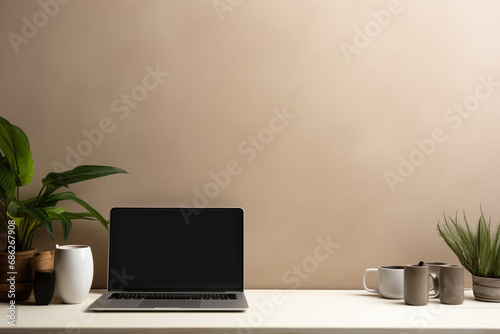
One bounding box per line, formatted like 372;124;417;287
89;207;248;311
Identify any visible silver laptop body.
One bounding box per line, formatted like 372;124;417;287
89;208;248;311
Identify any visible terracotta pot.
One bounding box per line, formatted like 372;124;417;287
31;250;55;279
0;282;33;302
472;275;500;302
0;249;37;302
0;249;37;282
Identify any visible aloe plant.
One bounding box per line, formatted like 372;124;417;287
437;209;500;278
0;116;127;251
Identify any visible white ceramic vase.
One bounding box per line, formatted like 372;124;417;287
54;245;94;304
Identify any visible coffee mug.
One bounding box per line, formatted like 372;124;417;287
404;264;439;306
425;262;447;297
363;265;404;299
439;265;464;305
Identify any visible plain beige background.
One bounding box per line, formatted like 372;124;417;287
1;0;500;289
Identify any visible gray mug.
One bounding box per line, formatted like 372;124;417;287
404;264;439;306
425;262;447;297
439;265;464;305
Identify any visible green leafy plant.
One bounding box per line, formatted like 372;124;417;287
437;209;500;278
0;116;127;251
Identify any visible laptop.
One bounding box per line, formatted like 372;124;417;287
89;207;248;311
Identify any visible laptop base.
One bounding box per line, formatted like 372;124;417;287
89;291;248;311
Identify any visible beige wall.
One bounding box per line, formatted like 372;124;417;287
1;0;500;289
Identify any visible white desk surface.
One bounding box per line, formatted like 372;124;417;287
1;289;499;333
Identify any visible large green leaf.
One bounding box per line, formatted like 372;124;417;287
46;207;72;240
0;116;34;188
42;165;127;194
7;200;53;241
59;211;95;220
60;193;109;230
0;159;16;199
25;190;109;230
22;191;78;208
47;210;96;240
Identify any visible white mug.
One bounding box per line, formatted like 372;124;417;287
363;265;404;299
54;245;94;304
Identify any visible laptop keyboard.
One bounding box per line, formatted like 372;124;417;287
109;293;237;300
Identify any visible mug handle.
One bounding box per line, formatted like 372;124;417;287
428;273;439;298
363;268;379;294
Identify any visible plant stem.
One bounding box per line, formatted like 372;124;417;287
25;224;35;251
31;185;46;209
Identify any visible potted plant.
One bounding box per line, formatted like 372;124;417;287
0;115;127;301
437;208;500;302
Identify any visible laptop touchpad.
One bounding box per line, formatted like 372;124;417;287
140;300;201;309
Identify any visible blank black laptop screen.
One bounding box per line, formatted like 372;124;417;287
108;208;244;292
